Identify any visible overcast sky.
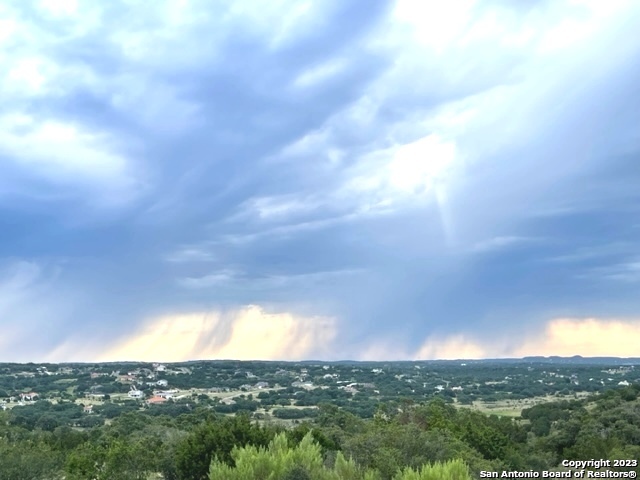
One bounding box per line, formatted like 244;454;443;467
2;0;640;362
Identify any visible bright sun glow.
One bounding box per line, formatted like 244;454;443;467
388;134;457;193
393;0;476;52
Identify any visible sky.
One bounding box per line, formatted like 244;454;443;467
1;0;640;362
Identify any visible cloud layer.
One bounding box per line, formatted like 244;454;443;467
1;0;640;361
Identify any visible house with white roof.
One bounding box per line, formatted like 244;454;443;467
128;385;144;399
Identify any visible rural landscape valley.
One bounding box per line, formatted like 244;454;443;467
1;357;639;479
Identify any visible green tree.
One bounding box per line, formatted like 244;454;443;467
209;432;379;480
0;438;63;480
65;443;104;480
209;432;472;480
176;413;273;480
393;459;472;480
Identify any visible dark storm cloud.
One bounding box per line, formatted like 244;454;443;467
1;0;640;360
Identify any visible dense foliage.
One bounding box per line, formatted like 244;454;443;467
0;384;638;479
208;432;472;480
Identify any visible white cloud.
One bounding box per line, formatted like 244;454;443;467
410;317;640;360
109;76;202;135
239;195;321;221
471;236;543;253
292;57;348;89
388;135;457;193
178;268;365;290
263;0;638;236
215;212;362;245
341;134;458;218
393;0;477;54
0;114;140;206
546;242;634;263
583;260;640;283
50;305;337;362
38;0;79;18
4;57;52;95
0;2;103;81
515;317;640;357
414;334;488;360
165;247;217;263
178;270;238;288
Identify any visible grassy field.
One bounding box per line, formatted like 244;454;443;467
456;392;592;417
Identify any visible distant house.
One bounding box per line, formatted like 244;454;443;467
254;382;269;389
128;386;144;399
618;380;630;386
156;379;168;387
291;381;314;390
20;392;39;401
147;396;168;405
83;405;93;414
